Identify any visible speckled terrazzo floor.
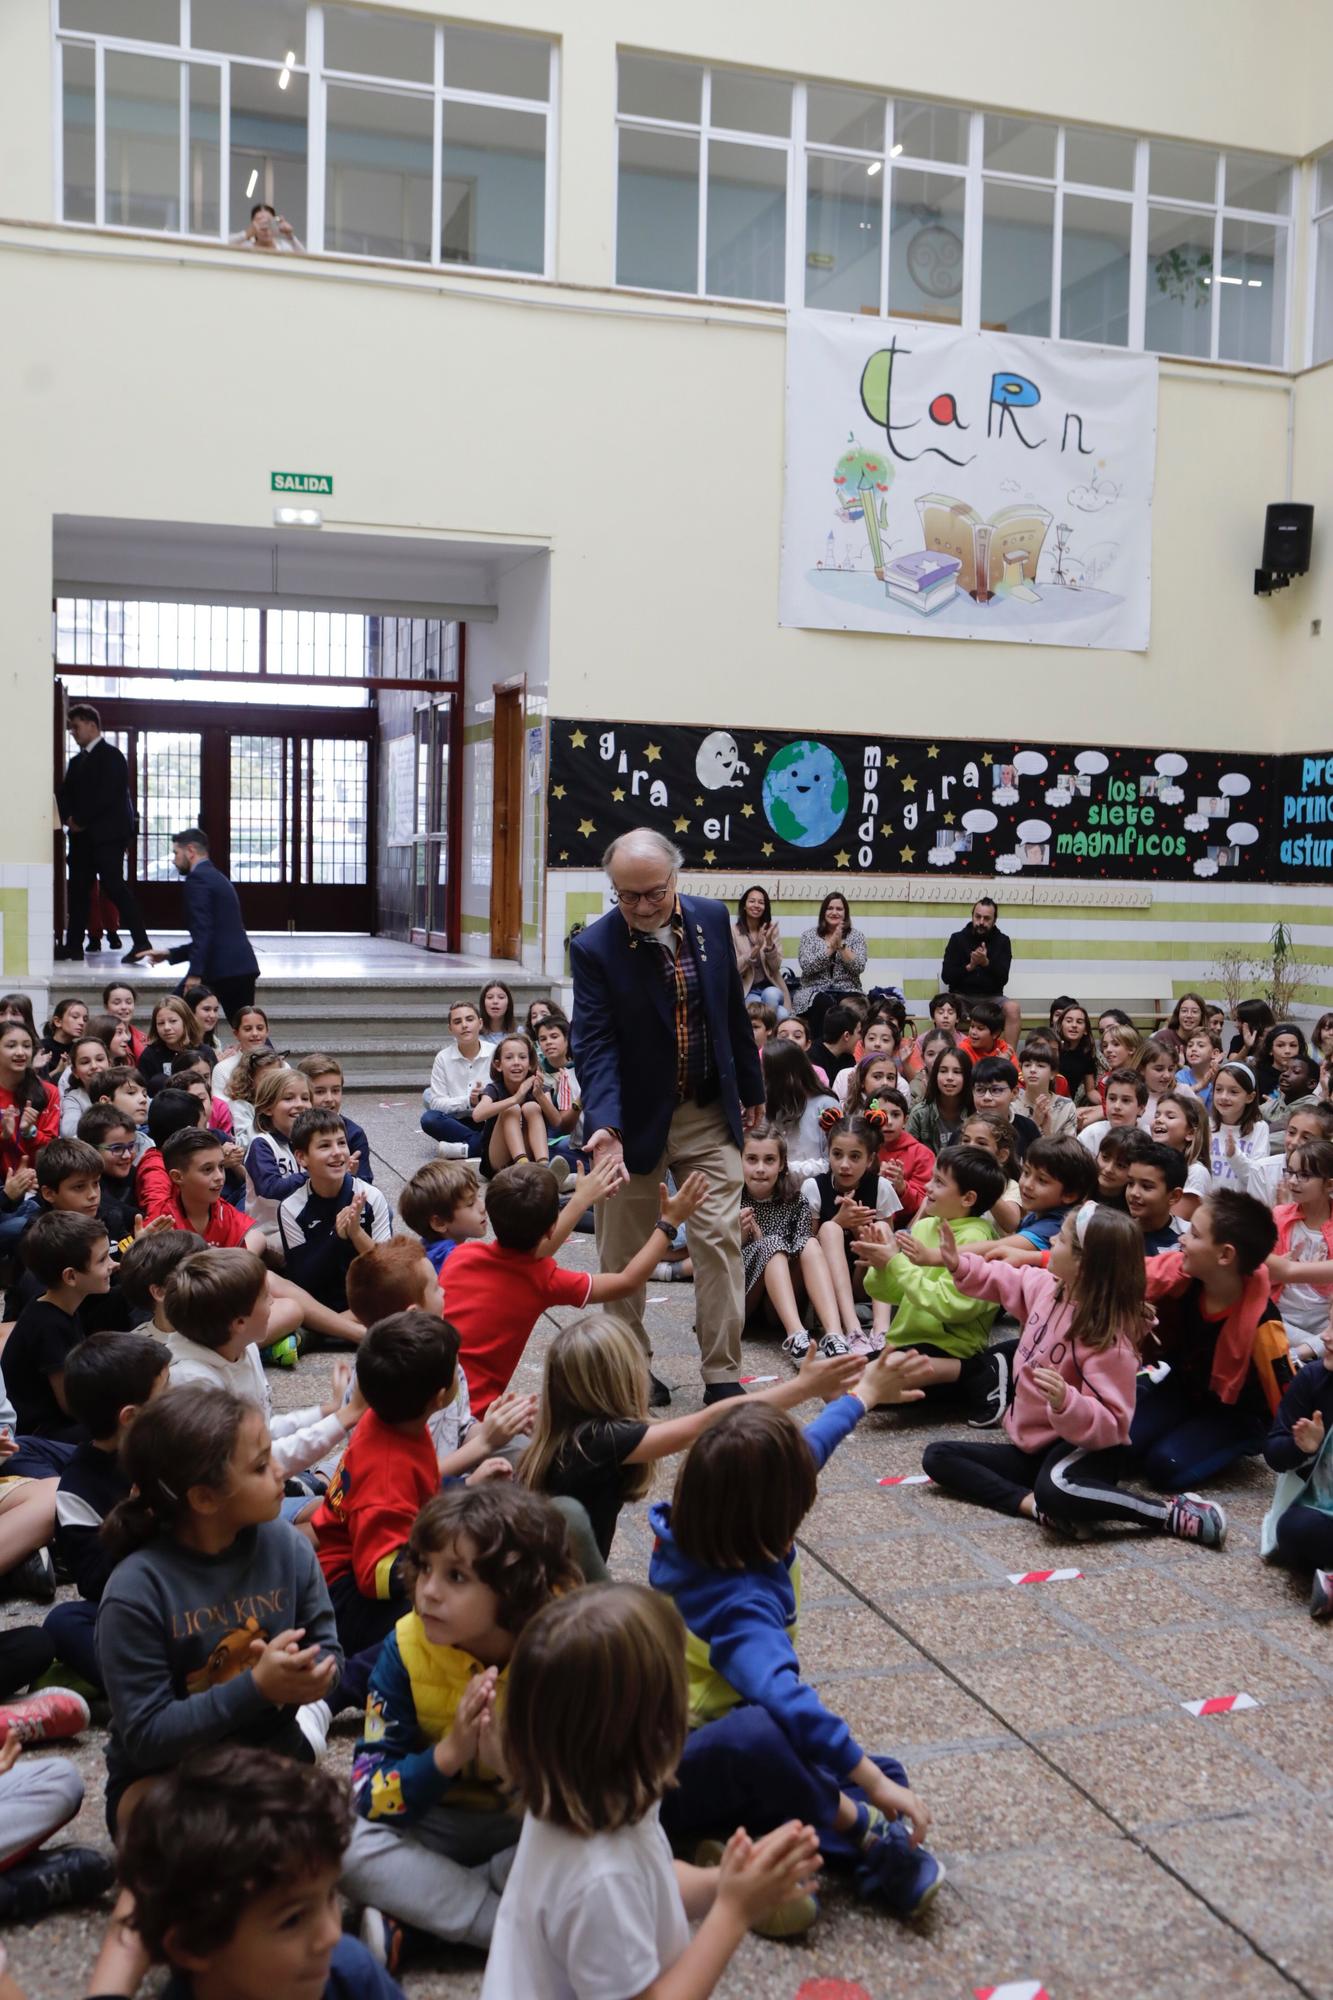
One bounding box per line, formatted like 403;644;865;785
3;1090;1328;2000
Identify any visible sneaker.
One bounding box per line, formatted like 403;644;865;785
0;1686;91;1745
1164;1493;1227;1549
966;1348;1009;1429
0;1548;56;1605
435;1140;470;1159
262;1334;301;1370
651;1261;678;1283
819;1331;851;1358
1311;1569;1333;1619
846;1328;885;1359
648;1373;671;1409
782;1327;812;1362
854;1819;946;1918
693;1842;818;1938
359;1907;404;1974
296;1698;332;1756
702;1381;745;1406
0;1847;116;1923
548;1154;571;1190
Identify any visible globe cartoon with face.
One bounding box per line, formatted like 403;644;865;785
762;741;849;850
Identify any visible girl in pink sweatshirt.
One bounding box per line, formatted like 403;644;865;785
916;1202;1227;1545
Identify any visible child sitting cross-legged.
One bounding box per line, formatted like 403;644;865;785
278;1109;393;1327
853;1144;1005;1422
163;1248;365;1511
920;1203;1227;1546
92;1746;406;2000
1261;1325;1333;1618
340;1484;584;1965
44;1330;171;1698
650;1355;947;1920
397;1158;488;1277
800;1113;901;1359
737;1121;846;1362
481;1583;821;1999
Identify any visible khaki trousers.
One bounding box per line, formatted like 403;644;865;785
594;1097;745;1384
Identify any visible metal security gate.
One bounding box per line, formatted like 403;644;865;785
94;700;374;931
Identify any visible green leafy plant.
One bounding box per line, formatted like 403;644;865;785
1154;246;1212;307
1209;924;1315;1020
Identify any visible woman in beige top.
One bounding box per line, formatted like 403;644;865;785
732;884;786;1015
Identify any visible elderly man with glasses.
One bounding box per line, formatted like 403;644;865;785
571;828;766;1407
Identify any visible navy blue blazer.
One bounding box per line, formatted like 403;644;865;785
571;895;765;1176
166;860;260;984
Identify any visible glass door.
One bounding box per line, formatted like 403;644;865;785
409;696;457;948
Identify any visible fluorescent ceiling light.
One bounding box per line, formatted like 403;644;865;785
890;142;903;156
245;168;258;199
278;65;291;89
1247;277;1263;287
274;506;322;528
866;161;881;176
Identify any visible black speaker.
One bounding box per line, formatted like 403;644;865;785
1262;502;1313;575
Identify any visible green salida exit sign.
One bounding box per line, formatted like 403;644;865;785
272;470;333;495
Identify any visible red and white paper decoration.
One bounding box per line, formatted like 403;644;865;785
975;1983;1052;2000
877;1472;933;1487
1007;1567;1082;1585
1181;1692;1260;1717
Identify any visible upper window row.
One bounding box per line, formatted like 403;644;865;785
615;56;1294;367
57;0;553;274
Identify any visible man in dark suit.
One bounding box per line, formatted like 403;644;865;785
134;827;259;1017
571;829;765;1406
56;703;152;963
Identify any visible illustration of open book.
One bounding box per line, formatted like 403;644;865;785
914;495;1053;603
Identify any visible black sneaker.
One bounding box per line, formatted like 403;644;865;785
648;1373;671;1409
0;1846;115;1922
105;931;123;949
966;1348;1009;1429
0;1548;56;1605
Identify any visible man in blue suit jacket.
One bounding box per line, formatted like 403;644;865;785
571;829;765;1405
134;827;260;1018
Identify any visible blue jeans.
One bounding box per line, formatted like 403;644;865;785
1126;1377;1265;1490
420;1108;484;1155
43;1600;101;1691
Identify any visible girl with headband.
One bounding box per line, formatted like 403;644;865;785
1209;1061;1270;1190
911;1200;1227;1547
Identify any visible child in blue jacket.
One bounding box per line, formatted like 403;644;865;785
649;1349;944;1918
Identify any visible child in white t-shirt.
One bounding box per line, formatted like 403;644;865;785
482;1583;820;2000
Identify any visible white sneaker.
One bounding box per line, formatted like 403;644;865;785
295;1698;332;1756
782;1327;812;1361
436;1141;470;1159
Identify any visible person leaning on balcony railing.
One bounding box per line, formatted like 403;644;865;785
230;203;304;253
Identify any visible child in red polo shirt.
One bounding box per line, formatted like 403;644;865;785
443;1160;707;1414
161;1129;263;1249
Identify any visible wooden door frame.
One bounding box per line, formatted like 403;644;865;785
489;682;524;962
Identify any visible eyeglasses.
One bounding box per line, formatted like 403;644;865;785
612;881;673;909
99;1142;135;1157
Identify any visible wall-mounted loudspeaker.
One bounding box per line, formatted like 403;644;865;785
1256;502;1313;595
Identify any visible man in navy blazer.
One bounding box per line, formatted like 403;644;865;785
134;827;259;1017
571;828;765;1405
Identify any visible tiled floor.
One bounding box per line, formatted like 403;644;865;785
4;1094;1329;2000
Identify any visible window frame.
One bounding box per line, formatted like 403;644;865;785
1307;152;1333;367
53;0;556;280
613;55;1295;367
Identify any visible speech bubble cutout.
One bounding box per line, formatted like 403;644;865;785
992;786;1019;807
1017;819;1052;844
1158;784;1185;806
1219;772;1251;797
961;808;998;834
1075;750;1108;775
1184;813;1209;833
995;852;1023;873
1155;752;1188;778
1227;822;1259;846
1193;858;1219;878
927;847;954;867
1013;750;1048;777
1045;787;1072;807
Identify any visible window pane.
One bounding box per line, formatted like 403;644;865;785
617;53;701;124
61;0;179;43
1144;206;1213;358
1217;215;1286;365
805;153;881;311
1224;151;1290;215
136;732;201;880
709;70;791;138
326;84;432;261
1149;138;1217;204
889;168;965;323
442;102;546;273
616;126;698;291
61;40;96;222
1320;154;1333;214
807;86;882;152
308;740;369;884
443;27;549;102
190;0;304;62
229;65;307;245
105;50;180;230
981;180;1053;335
1314;214;1333;365
324;4;434;82
983;115;1056;178
706;140;786;300
231;737;287;882
1060;193;1130;344
893;100;968;165
187;62;220;233
1064;128;1135;190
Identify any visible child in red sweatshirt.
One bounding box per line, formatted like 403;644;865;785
864;1097;933;1222
919;1201;1226;1545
